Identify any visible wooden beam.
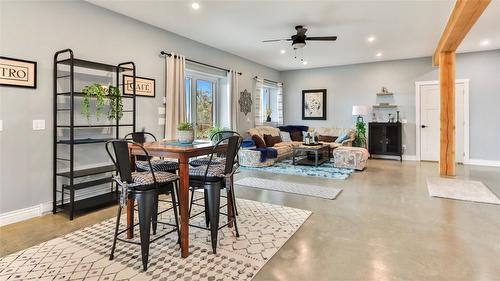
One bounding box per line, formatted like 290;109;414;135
433;0;491;66
439;51;456;176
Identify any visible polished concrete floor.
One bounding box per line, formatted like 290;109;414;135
1;160;499;280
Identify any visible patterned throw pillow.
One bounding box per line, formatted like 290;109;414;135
252;135;267;148
318;135;337;142
280;131;291;142
263;134;282;147
289;131;303;142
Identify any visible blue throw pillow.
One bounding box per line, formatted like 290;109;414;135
335;133;349;143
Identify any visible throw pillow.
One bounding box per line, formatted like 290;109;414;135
280;131;291;142
264;134;282;147
319;135;337;142
252;135;266;148
289;131;303;142
335;133;349;143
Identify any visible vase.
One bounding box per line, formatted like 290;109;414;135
177;130;194;144
266;116;271;122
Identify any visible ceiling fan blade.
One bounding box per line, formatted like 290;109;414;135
262;39;292;43
306;36;338;41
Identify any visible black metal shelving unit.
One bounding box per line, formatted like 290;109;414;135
53;49;136;220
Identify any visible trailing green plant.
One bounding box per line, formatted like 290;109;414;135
177;122;193;131
81;83;123;121
353;120;367;148
107;85;123;121
82;83;106;120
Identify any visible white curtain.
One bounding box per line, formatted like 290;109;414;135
276;82;284;125
165;53;186;139
229;70;239;131
254;77;264;126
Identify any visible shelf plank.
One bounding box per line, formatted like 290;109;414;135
372;105;398;108
62;177;113;191
56;92;134;98
59;192;119;213
56;164;115;178
57;138;113;144
56;124;133;128
57;58;132;72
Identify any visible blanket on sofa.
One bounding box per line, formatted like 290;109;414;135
250;148;278;162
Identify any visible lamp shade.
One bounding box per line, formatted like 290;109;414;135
352;105;369;116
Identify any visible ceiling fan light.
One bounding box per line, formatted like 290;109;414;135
292;42;306;49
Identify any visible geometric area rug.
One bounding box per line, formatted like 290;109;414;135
0;197;311;280
427;177;500;205
236;177;342;200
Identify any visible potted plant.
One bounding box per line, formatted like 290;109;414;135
353;120;367;148
81;83;123;122
177;122;194;144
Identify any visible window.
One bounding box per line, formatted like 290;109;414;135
261;86;278;122
185;70;228;139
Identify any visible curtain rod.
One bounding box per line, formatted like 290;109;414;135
254;76;281;85
160;51;242;75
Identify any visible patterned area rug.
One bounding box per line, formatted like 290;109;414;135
241;158;354;180
427;177;500;204
236;177;342;200
0;197;311;280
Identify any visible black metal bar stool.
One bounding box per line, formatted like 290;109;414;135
187;135;242;254
106;140;180;271
189;130;241;218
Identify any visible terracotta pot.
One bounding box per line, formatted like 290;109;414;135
177;130;194;144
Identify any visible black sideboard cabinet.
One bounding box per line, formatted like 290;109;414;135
368;122;402;161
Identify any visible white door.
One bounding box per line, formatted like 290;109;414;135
419;82;465;162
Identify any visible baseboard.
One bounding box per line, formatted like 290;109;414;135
464;159;500;167
0;205;44;227
370;155;416;161
0;188;112;227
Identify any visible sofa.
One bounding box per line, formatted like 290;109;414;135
239;125;356;167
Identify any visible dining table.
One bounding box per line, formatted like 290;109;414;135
128;139;230;258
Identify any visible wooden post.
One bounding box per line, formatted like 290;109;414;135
439;51;456;176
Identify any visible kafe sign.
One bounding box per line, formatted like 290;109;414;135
0;56;37;89
123;75;155;97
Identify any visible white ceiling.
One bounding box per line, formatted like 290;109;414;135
89;0;500;71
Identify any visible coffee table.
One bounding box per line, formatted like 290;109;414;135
292;144;331;167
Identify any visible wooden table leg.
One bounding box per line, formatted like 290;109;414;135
227;175;234;228
126;198;134;239
178;155;190;258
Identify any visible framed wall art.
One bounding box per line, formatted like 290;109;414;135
302;89;326;120
0;56;37;88
123;75;155;97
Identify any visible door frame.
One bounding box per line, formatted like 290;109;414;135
415;79;470;162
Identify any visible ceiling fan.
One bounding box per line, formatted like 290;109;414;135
263;25;337;50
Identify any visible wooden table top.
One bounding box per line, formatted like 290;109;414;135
129;140;228;157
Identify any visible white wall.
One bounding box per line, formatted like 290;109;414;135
0;0;279;215
281;50;500;161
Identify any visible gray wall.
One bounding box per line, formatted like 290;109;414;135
281;50;500;160
0;1;279;213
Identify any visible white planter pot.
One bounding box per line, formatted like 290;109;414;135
177;130;194;144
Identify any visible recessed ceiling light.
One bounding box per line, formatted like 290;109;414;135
367;36;376;43
480;39;490;46
302;61;308;65
280;49;286;54
191;2;200;10
376;52;383;57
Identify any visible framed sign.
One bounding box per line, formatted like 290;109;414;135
0;56;37;89
123;75;155;97
302;89;327;120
